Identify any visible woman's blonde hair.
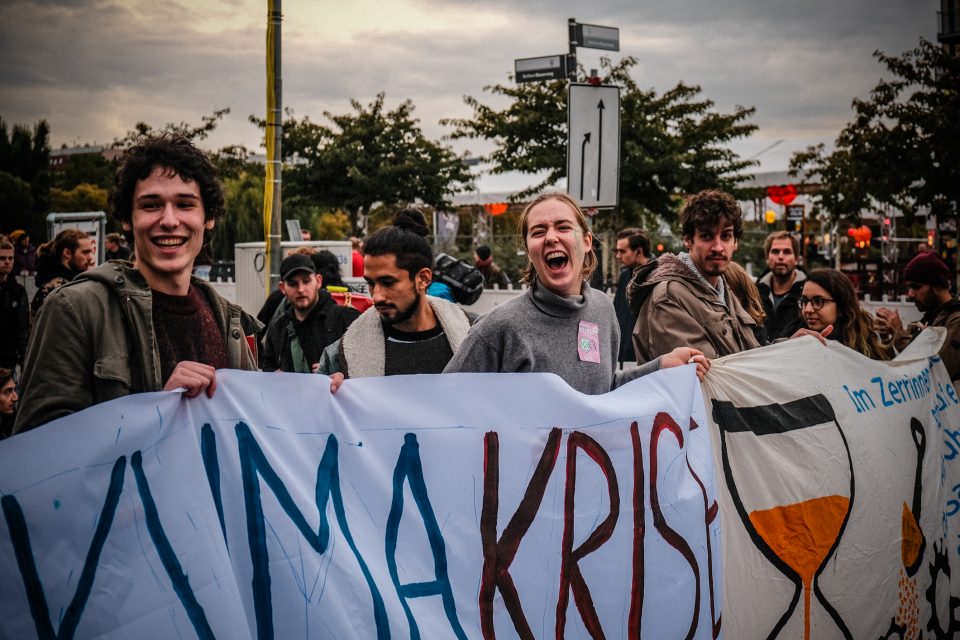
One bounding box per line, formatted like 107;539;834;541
724;262;766;326
517;193;597;285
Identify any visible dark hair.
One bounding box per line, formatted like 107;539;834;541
764;230;800;257
38;229;89;261
311;250;345;287
362;208;433;279
112;133;224;223
475;245;492;261
616;227;650;256
680;189;743;241
0;367;11;388
805;268;891;360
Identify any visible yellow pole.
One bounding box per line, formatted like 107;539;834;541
263;0;283;297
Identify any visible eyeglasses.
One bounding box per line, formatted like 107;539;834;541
798;296;835;310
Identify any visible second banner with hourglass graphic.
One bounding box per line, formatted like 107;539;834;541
703;329;960;639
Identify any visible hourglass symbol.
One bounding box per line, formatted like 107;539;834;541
712;394;853;640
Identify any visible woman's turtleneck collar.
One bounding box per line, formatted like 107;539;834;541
530;277;587;318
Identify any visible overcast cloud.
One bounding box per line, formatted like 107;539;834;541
0;0;938;191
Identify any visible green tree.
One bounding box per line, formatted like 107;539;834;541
211;144;261;181
112;107;231;149
312;209;352;240
254;94;474;235
215;170;266;261
790;39;960;222
51;153;115;191
0;170;34;228
0;118;51;237
48;183;109;213
443;57;757;230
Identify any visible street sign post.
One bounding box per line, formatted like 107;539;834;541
786;203;804;232
566;19;620;80
514;19;623;208
514;55;568;83
576;23;619;51
567;83;620;209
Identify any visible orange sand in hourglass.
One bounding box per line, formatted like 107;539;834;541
897;501;924;638
750;495;851;640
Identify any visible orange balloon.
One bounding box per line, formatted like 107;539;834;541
484;202;509;216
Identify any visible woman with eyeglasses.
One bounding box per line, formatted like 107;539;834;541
799;268;892;360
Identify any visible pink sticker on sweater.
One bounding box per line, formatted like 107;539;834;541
577;321;601;363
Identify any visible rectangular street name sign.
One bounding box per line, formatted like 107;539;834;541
577;23;619;51
515;55;567;83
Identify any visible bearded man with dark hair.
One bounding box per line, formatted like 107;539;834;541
628;189;761;362
319;208;470;386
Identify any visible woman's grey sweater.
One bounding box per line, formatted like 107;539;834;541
444;279;661;394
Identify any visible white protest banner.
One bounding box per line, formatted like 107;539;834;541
0;366;719;639
702;330;960;639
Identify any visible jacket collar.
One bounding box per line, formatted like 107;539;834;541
530;278;587;318
628;253;721;315
678;252;725;306
925;297;960;325
284;288;334;324
71;261;262;334
342;295;470;378
758;268;806;296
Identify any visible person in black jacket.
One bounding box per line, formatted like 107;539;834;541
755;231;806;341
104;232;132;261
31;229;95;313
261;254;359;373
613;228;649;364
0;241;29;370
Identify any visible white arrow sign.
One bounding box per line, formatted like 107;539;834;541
567;83;620;209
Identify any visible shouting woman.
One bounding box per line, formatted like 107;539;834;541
444;193;708;393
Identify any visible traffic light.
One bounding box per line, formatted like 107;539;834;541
881;217;892;243
847;225;872;255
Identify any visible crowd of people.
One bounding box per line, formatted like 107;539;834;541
2;133;958;438
613;212;959;375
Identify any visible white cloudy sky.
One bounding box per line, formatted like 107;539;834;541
0;0;937;192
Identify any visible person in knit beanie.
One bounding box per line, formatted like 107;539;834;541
876;250;960;384
902;250;952;289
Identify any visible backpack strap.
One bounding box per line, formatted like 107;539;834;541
285;322;311;373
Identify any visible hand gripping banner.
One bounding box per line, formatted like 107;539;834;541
3;329;959;639
0;366;718;639
702;330;960;639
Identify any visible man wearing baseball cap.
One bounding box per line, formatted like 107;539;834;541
877;250;960;383
261;253;359;373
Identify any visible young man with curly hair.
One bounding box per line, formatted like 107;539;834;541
14;134;261;433
628;189;762;362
